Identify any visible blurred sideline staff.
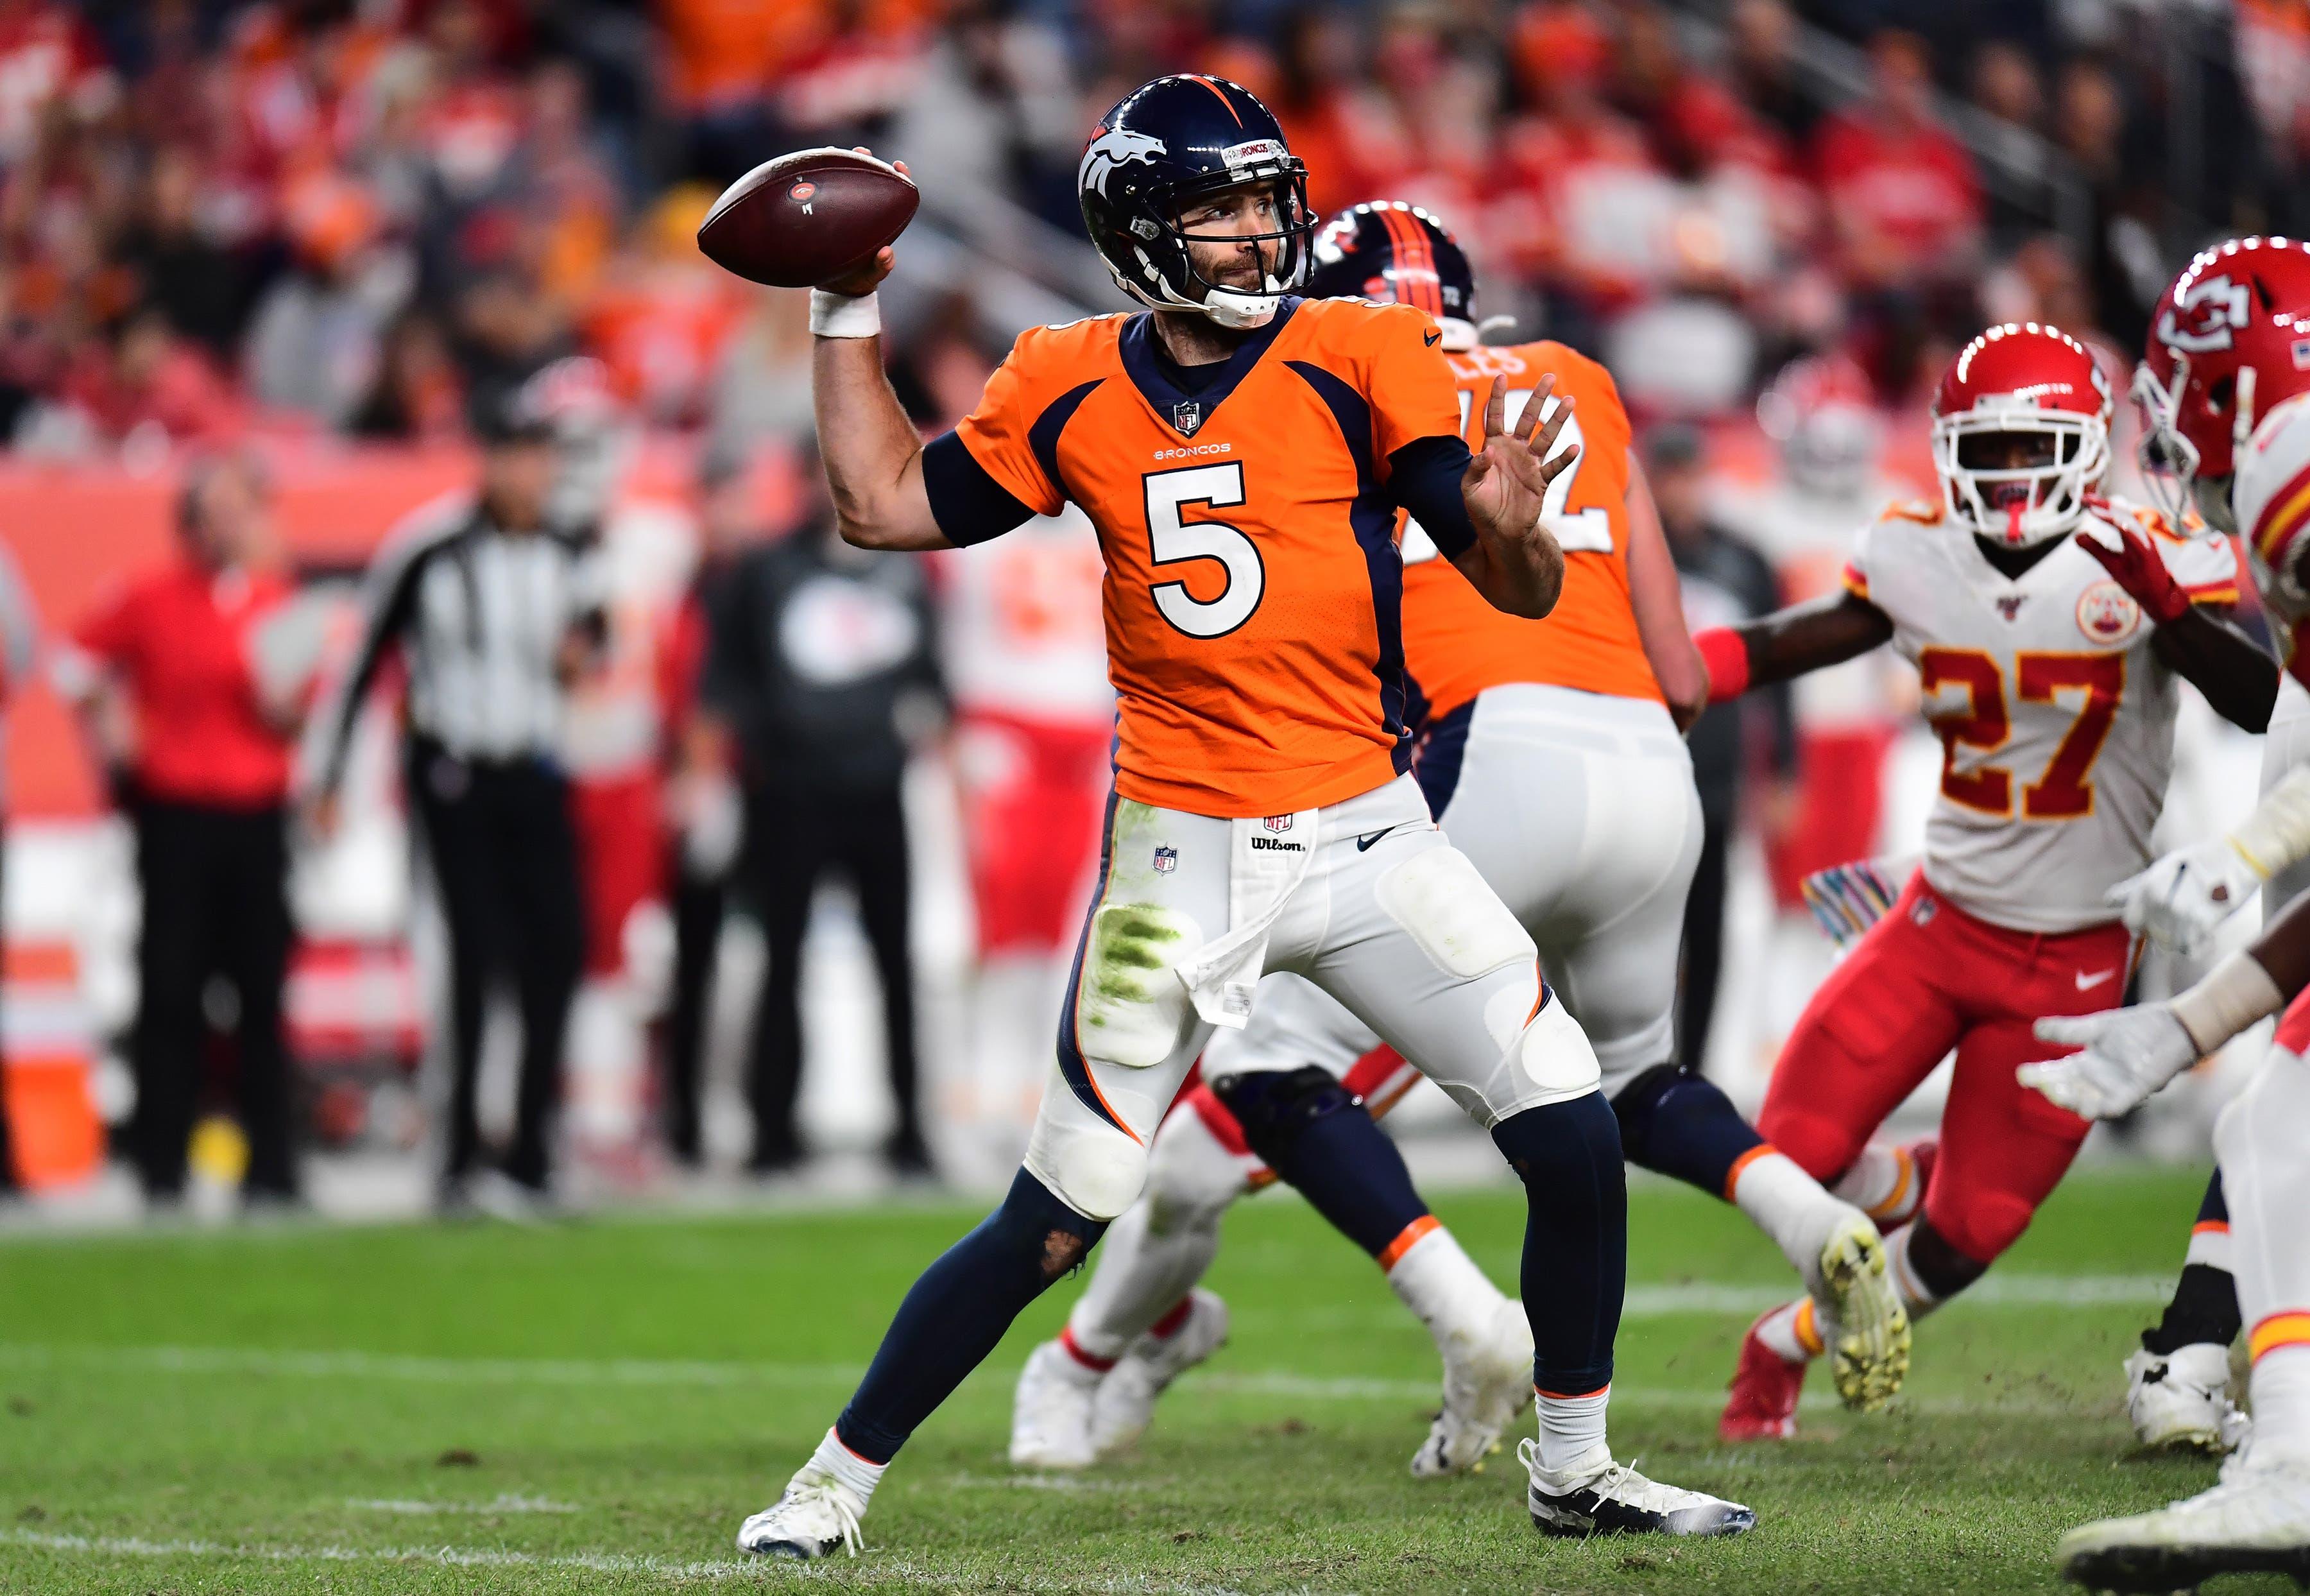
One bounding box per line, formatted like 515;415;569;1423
1652;425;1797;1069
311;375;606;1215
58;453;310;1209
655;446;753;1169
0;544;35;1197
704;464;946;1177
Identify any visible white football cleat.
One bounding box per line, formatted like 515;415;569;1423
1090;1289;1229;1458
2126;1344;2250;1454
2055;1452;2310;1591
1815;1210;1910;1412
735;1466;865;1560
1011;1339;1102;1468
1412;1294;1534;1478
1521;1439;1758;1538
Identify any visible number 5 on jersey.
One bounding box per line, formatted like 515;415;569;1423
1144;463;1264;638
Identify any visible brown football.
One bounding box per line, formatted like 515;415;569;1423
697;147;920;289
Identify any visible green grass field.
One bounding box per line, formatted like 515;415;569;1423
0;1163;2275;1595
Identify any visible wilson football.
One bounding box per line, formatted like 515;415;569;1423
697;148;920;289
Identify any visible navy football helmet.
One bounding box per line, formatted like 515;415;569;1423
1303;202;1480;350
1077;74;1315;329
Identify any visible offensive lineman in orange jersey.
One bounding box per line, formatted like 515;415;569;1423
731;78;1756;1561
1012;203;1907;1482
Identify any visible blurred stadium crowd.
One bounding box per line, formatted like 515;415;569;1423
0;0;2295;1217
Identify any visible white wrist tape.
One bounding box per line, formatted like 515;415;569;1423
2230;766;2310;878
809;289;881;339
2171;950;2287;1054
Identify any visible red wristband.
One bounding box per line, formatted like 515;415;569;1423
1694;626;1750;702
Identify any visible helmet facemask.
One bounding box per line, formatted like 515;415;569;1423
1113;167;1315;330
1933;405;2108;548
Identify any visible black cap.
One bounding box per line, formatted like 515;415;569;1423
471;381;556;446
1645;421;1706;471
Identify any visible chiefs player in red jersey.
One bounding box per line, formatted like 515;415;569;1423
1695;322;2275;1441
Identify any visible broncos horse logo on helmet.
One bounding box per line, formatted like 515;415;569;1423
1077;75;1315;330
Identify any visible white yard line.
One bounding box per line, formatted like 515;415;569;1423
0;1528;1255;1593
0;1273;2160;1416
345;1495;577;1514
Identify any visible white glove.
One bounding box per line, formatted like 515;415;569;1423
2017;1007;2199;1120
2107;834;2264;956
678;774;744;879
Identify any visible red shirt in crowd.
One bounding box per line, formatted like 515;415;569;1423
1811;107;1981;276
74;558;297;808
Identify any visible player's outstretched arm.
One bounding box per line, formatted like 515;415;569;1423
2109;767;2310;955
1451;373;1577;619
1623;461;1707;730
2146;607;2276;732
1691;591;1892;703
2022;889;2310;1120
807;160;950;553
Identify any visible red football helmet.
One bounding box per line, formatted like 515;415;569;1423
2137;235;2310;533
1756;354;1881;499
1931;322;2112;549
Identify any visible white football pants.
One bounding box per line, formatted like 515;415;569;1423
1066;685;1699;1347
1023;773;1601;1223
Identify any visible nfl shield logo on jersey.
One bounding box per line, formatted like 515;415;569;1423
1153;845;1177;873
1263;815;1292;834
1172;399;1203;436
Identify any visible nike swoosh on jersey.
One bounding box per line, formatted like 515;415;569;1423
2075;969;2116;990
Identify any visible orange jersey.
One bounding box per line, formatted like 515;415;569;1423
931;296;1464;818
1398;341;1659;719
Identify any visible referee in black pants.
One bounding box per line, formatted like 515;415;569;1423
313;379;604;1215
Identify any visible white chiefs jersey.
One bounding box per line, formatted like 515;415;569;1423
934;507;1113;725
1845;495;2243;933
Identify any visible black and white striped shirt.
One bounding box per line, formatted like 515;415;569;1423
316;494;605;789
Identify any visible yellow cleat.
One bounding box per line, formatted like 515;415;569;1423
1818;1215;1910;1412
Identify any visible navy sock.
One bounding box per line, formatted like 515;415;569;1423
1611;1063;1765;1199
2141;1171;2240;1354
1218;1068;1430;1258
1491;1093;1625;1394
2198;1168;2230;1228
834;1167;1107;1463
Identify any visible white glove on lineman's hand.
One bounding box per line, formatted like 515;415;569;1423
2107;834;2264;957
2018;1007;2200;1120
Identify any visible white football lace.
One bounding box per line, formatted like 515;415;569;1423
1520;1441;1696;1513
785;1480;864;1557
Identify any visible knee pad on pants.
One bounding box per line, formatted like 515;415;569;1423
1143;1097;1259;1235
1512;991;1604;1103
1921;1180;2033;1267
1027;1111;1151;1223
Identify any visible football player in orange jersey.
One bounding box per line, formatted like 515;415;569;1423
1011;203;1908;1481
730;78;1756;1560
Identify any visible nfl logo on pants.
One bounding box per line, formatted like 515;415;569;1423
1153;845;1177;873
1263;816;1292;833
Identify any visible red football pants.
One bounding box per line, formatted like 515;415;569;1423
1759;872;2131;1267
957;710;1111;956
